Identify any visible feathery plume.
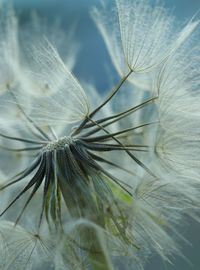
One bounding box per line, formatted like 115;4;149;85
93;0;199;90
0;1;199;269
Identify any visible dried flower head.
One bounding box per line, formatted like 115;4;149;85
0;1;200;270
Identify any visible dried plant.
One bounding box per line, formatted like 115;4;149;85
0;0;199;269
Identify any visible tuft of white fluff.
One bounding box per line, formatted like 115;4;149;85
0;1;199;270
92;0;199;90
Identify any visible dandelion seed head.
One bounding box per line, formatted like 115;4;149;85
0;1;199;269
43;136;75;152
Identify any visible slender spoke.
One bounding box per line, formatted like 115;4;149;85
26;122;49;141
56;149;82;217
72;143;133;192
0;132;48;145
0;155;42;190
97;165;132;196
89;70;133;118
8;89;51;141
0;145;43;152
71;143;99;170
79;140;148;152
48;126;58;140
0;156;45;217
84;97;157;130
82;122;157;143
38;151;52;228
0;156;42;190
15;171;45;225
87;117;156;177
72;71;133;136
89;152;139;177
63;146;97;216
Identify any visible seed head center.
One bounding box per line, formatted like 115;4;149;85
44;136;74;151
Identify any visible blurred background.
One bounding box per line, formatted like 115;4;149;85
4;0;200;269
